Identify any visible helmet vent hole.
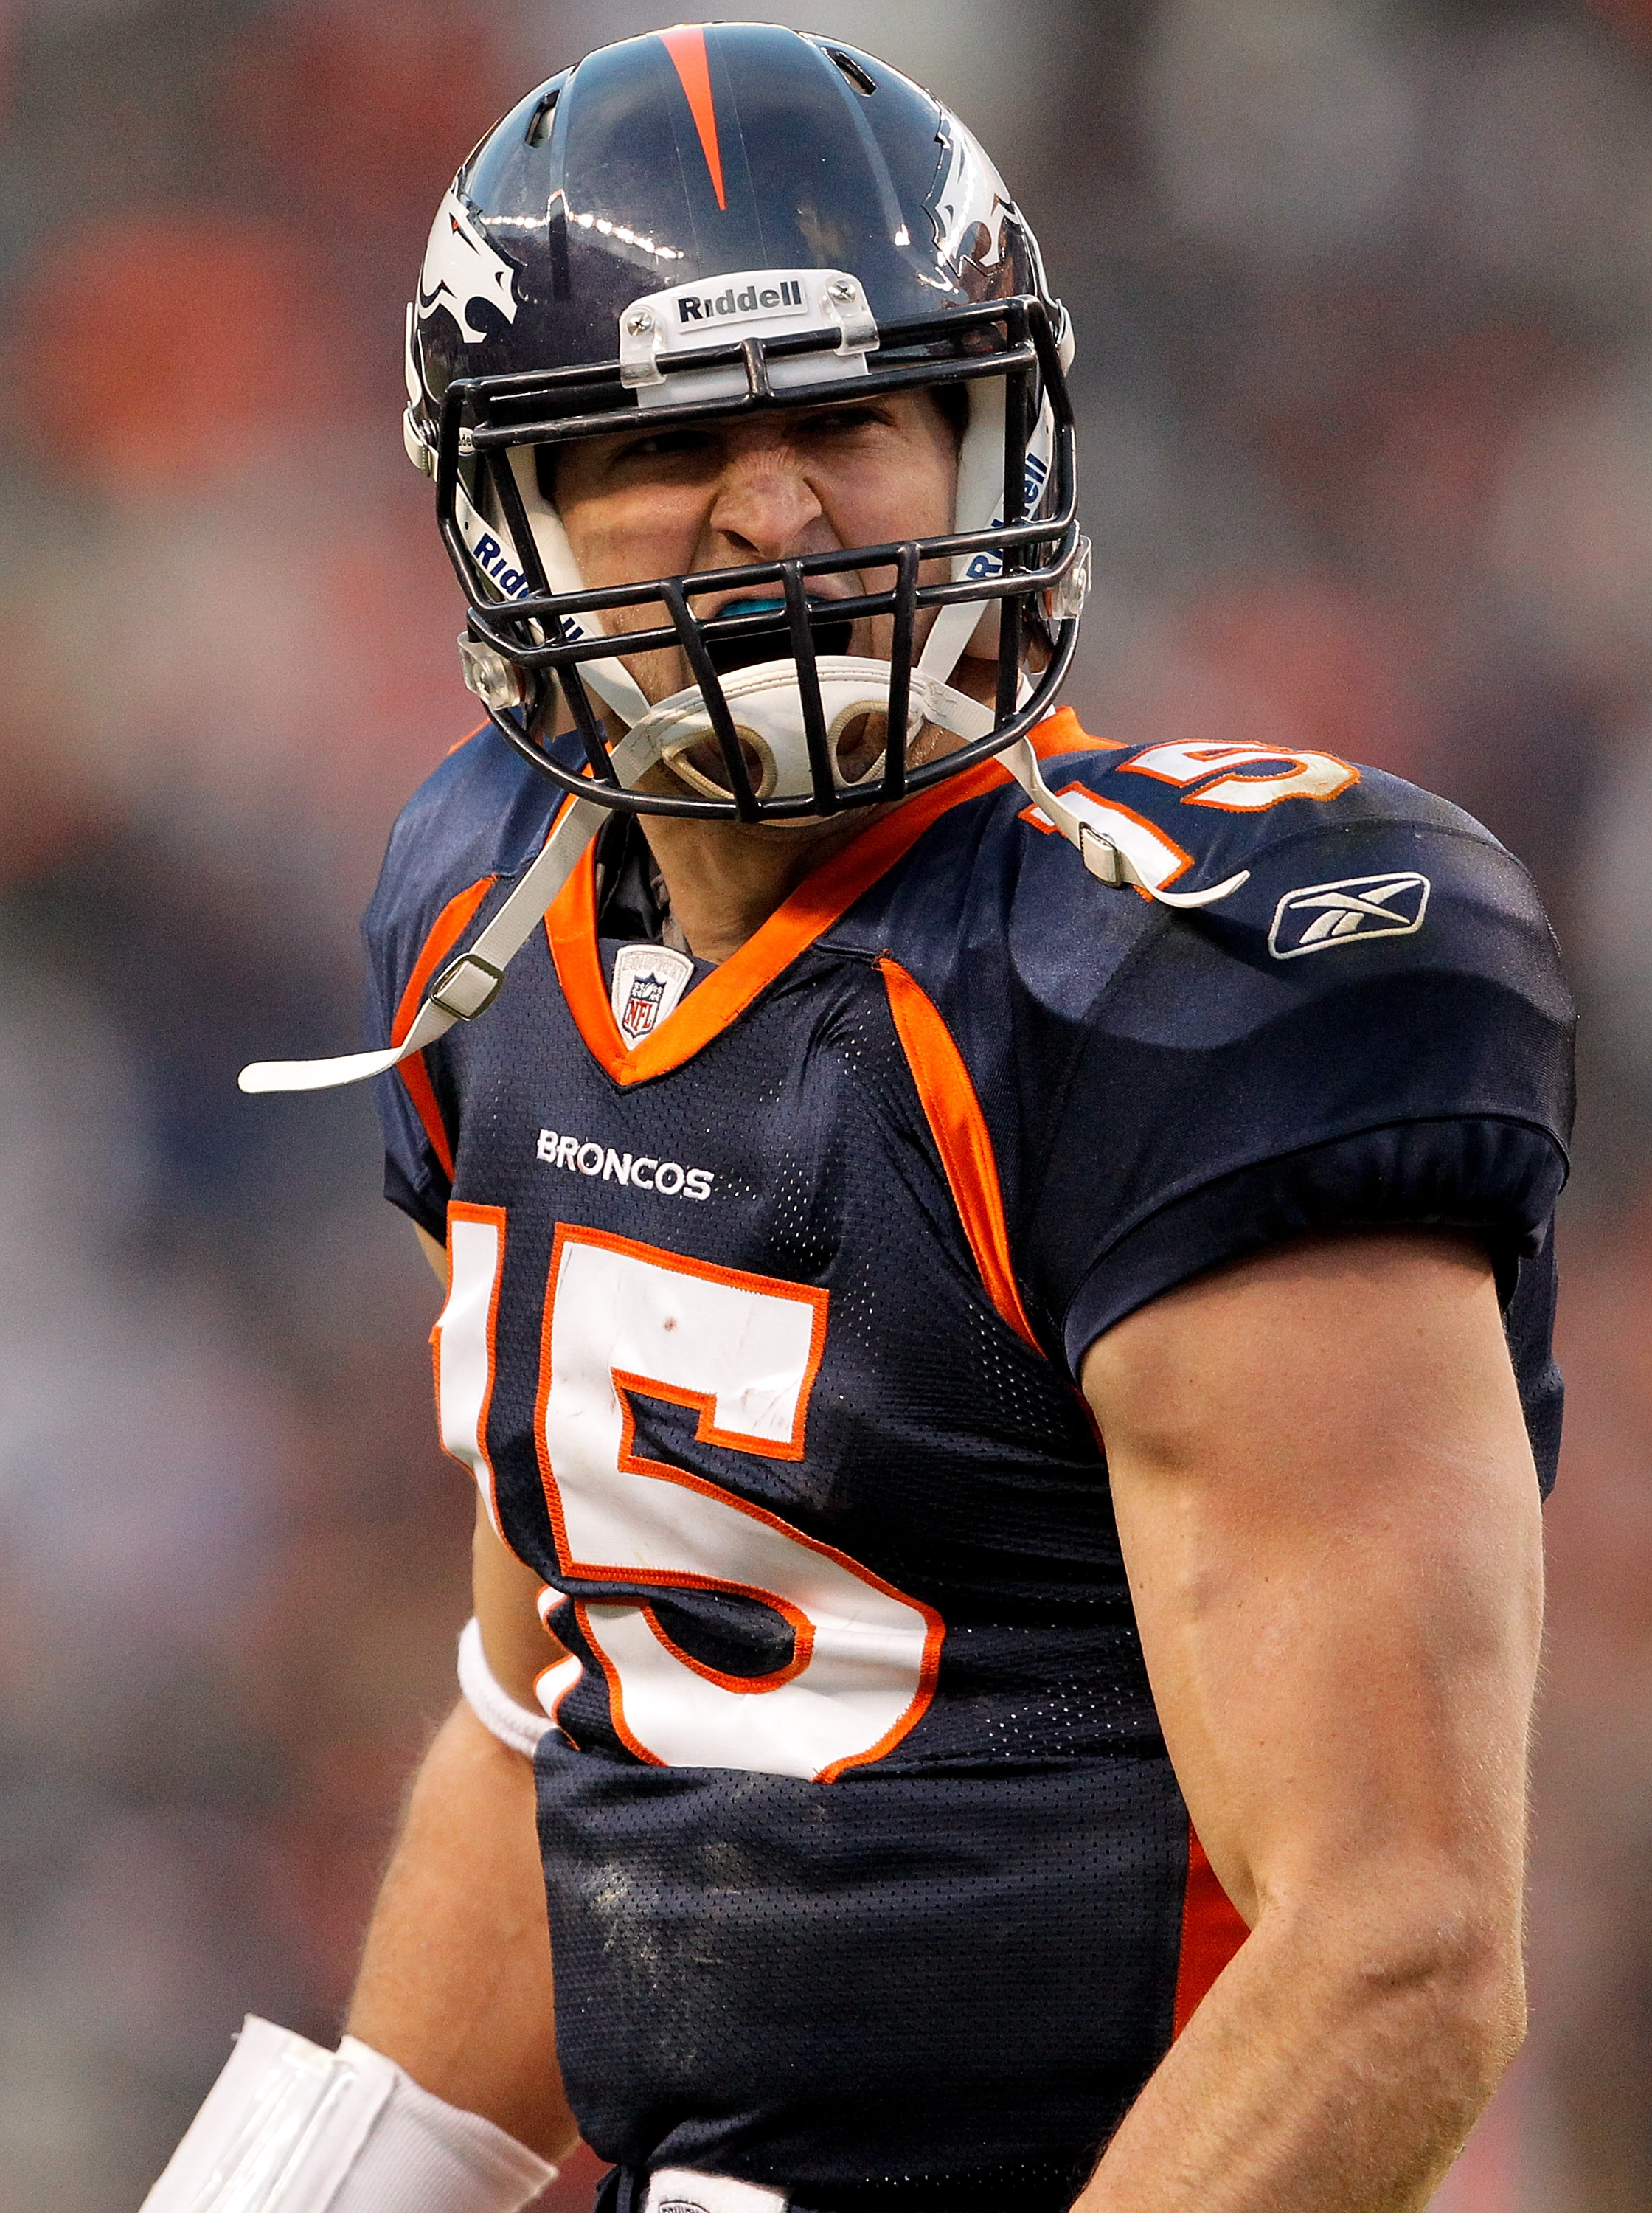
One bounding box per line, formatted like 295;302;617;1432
671;730;771;802
827;49;877;95
833;711;886;786
526;85;560;146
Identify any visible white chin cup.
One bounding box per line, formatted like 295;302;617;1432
139;2017;555;2213
626;656;993;808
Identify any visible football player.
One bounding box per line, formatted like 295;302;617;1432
145;24;1573;2213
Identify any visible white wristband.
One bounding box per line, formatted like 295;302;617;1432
139;2017;556;2213
458;1616;555;1757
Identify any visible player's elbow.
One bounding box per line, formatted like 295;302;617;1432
1342;1890;1528;2113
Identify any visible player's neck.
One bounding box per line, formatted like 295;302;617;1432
639;810;871;965
630;654;997;965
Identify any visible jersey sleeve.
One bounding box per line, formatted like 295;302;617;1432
361;862;454;1241
1026;806;1575;1482
361;933;452;1241
356;724;559;1244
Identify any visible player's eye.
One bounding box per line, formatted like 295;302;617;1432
796;404;889;437
610;426;719;466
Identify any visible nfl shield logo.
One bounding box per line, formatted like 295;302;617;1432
610;942;696;1050
621;967;670;1043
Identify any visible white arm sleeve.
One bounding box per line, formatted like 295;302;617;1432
140;2017;556;2213
457;1615;555;1757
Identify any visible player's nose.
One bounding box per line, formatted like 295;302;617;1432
704;433;830;564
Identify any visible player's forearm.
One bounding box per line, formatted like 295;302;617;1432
347;1698;580;2162
1073;1886;1524;2212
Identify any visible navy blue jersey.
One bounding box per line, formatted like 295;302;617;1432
364;711;1573;2213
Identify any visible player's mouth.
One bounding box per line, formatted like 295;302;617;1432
697;595;854;677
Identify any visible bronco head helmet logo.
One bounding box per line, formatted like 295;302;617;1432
416;187;521;347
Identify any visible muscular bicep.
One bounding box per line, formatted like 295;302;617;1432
1081;1230;1544;1933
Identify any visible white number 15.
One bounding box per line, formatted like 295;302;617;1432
435;1211;941;1783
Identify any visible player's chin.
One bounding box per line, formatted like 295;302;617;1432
645;713;961;832
642;754;881;834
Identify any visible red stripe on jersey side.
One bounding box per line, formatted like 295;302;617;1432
878;957;1041;1353
1173;1825;1249;2037
659;25;727;211
544;710;1110;1087
392;872;498;1180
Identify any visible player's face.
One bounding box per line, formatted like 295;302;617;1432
552;389;962;724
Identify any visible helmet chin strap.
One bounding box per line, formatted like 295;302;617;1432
917;377;1010;688
509;471;655;727
239;676;1244;1098
240;717;658;1095
237;680;982;1097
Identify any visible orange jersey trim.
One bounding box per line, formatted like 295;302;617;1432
659;26;727;211
392;872;498;1181
1023;704;1111;754
545;709;1105;1087
1172;1826;1250;2037
878;958;1041;1352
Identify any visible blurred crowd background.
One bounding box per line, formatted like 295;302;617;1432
2;0;1652;2206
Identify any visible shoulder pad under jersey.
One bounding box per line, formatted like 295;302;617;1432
365;722;563;972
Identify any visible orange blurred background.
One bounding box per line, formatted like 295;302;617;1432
3;4;1652;2208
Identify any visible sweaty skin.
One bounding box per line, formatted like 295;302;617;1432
349;402;1542;2207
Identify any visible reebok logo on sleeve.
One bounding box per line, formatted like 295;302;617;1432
1268;873;1430;959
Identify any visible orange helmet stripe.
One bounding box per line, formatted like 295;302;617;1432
659;24;728;212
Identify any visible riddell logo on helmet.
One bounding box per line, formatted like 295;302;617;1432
677;278;806;325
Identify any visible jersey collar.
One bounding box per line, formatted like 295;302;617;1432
544;707;1099;1087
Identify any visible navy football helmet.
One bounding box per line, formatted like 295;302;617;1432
403;21;1089;823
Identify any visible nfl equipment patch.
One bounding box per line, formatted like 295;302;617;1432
1268;872;1430;960
611;943;695;1046
643;2171;788;2213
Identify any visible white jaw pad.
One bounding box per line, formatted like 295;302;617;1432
624;656;997;802
139;2016;555;2212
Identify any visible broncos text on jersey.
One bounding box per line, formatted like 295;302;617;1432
364;708;1573;2213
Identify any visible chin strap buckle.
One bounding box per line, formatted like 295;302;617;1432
458;634;528;711
430;953;506;1022
1078;822;1128;887
1002;737;1252;911
1047;534;1092;624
